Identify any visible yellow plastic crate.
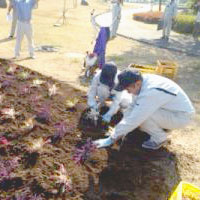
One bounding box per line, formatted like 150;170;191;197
129;60;178;80
156;60;178;80
169;181;200;200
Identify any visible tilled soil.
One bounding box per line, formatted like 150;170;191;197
0;59;199;200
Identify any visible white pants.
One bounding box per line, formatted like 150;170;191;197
162;17;173;38
15;21;34;57
110;3;121;38
10;9;17;37
140;109;193;143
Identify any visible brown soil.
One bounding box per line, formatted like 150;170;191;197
0;0;200;199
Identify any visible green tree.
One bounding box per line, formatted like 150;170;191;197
187;0;197;9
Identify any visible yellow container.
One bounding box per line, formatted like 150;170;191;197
129;60;178;80
129;64;158;74
156;60;178;80
169;181;200;200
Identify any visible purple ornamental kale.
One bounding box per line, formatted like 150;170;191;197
54;121;67;137
35;104;51;123
72;138;96;165
19;85;31;96
1;80;12;89
50;122;67;144
0;157;20;179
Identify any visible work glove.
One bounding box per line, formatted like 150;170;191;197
102;113;112;123
89;103;99;112
93;136;114;148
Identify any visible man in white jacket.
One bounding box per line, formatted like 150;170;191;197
162;0;177;41
94;69;195;150
87;63;133;123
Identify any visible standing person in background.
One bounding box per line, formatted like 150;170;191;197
110;0;123;39
7;0;17;38
7;0;39;59
161;0;177;41
193;0;200;43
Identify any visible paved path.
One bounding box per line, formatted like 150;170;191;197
95;5;200;56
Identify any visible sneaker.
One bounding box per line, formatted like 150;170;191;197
142;139;166;150
12;55;19;60
30;55;36;59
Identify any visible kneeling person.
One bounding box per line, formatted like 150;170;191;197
87;63;133;123
94;69;195;150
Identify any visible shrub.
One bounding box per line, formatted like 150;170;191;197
133;11;163;24
173;13;196;34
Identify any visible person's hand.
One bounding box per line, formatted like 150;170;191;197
93;137;114;148
102;113;112;123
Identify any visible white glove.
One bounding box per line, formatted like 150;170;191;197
102;113;112;123
89;103;98;111
93;137;114;148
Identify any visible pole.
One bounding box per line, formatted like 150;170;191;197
54;0;67;27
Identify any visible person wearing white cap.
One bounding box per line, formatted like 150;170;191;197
94;69;195;150
87;63;133;123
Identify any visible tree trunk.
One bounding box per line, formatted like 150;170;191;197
159;0;162;11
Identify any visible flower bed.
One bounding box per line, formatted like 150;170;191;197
0;59;107;199
133;11;163;24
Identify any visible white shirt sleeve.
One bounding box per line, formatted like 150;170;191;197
104;91;123;117
111;89;175;140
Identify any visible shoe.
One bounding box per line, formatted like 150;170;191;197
30;55;36;59
8;35;14;39
13;55;19;59
142;139;166;150
161;36;165;40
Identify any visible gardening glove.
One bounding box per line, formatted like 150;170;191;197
93;136;114;149
89;103;99;112
102;113;112;123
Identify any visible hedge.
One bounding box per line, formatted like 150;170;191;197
133;11;196;34
133;11;163;24
173;13;196;34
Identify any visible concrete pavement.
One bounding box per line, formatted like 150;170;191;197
95;5;200;56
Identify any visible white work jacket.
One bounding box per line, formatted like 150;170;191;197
87;70;133;116
163;2;177;20
111;74;195;140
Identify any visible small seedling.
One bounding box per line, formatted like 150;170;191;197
48;84;58;97
50;164;72;193
1;108;16;119
17;71;30;81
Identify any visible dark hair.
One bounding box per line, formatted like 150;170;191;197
99;63;117;89
115;69;143;91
